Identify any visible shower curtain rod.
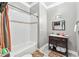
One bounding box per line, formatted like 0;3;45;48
8;4;38;18
10;20;38;24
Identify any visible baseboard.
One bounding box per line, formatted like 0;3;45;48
68;50;78;57
40;43;48;50
41;43;78;57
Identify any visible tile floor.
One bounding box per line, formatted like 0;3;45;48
23;44;78;57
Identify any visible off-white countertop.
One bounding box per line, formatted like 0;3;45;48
49;34;68;38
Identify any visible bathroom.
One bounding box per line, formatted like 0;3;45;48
0;2;79;57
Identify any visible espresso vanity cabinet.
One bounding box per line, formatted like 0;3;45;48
49;35;68;57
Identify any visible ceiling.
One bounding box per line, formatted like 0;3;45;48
26;2;38;7
26;2;55;8
25;2;63;9
42;2;55;6
26;2;55;7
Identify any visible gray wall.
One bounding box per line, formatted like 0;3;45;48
47;2;77;51
39;4;47;47
76;3;79;53
30;3;47;48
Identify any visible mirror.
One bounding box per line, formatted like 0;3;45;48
52;20;65;30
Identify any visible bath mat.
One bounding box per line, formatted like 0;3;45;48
48;50;64;57
32;49;44;57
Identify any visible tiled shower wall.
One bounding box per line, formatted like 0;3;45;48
8;3;38;50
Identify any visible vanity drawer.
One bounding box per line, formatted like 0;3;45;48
49;36;59;40
49;39;57;44
57;41;66;48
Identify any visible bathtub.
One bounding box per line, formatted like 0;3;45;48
10;41;37;57
10;21;37;57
